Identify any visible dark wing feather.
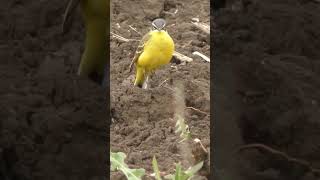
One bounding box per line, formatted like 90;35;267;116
129;32;151;72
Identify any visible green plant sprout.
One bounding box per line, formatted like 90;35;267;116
152;156;203;180
175;114;192;143
152;156;162;180
110;151;145;180
163;161;204;180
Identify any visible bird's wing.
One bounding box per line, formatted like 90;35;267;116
129;32;151;72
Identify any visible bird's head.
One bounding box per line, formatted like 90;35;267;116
152;18;166;32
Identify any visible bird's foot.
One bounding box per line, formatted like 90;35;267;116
142;75;150;89
142;81;148;89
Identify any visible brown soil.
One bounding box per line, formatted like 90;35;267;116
214;0;320;180
110;0;210;179
0;1;108;180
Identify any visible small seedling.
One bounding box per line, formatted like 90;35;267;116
152;156;162;180
164;161;204;180
110;151;145;180
175;114;192;143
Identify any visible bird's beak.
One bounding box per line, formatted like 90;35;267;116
61;0;81;34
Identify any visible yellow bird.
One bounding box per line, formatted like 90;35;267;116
130;18;175;89
62;0;109;86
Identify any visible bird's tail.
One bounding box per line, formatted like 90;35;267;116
134;67;145;88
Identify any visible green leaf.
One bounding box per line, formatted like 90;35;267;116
110;151;145;180
164;174;174;179
174;163;182;180
110;151;126;171
174;115;191;143
152;156;162;180
164;161;204;180
185;161;203;177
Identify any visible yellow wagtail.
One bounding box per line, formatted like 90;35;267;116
130;18;175;89
62;0;109;86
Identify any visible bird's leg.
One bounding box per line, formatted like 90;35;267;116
142;74;149;89
62;0;81;34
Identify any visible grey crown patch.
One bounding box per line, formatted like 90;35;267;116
152;18;166;30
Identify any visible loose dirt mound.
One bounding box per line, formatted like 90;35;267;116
214;0;320;179
110;0;210;179
0;1;108;180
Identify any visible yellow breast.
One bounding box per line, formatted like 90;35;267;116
137;30;175;71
